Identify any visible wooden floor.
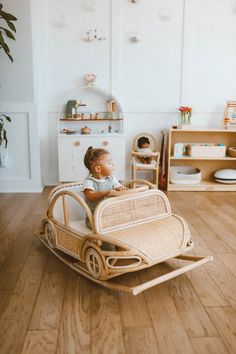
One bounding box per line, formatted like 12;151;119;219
0;188;236;354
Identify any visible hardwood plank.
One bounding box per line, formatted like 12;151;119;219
119;272;152;327
91;286;125;354
207;193;236;216
0;290;10;315
0;193;14;207
191;337;229;354
196;209;236;252
29;256;67;330
208;195;236;215
169;203;235;309
57;273;91;354
206;307;236;354
29;187;51;217
21;329;58;354
1;188;236;354
0;194;21;222
169;197;233;254
191;236;236;311
0;215;40;290
0;194;15;233
186;266;229;307
141;267;194;354
161;261;218;338
208;191;236;203
0;194;39;264
217;254;236;276
123;327;159;354
0;241;48;354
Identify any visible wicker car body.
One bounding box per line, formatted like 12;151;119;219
35;179;212;295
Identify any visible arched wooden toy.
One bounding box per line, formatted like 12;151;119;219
34;179;213;295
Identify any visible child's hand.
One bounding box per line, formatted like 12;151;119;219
115;185;128;191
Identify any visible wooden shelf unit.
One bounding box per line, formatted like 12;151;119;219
60;118;123;121
167;129;236;191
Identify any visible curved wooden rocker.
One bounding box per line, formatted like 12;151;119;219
34;179;213;295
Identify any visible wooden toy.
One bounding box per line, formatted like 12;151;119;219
34;179;212;295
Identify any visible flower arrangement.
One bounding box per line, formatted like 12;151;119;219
84;73;96;86
178;106;192;125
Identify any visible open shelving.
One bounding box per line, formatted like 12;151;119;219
58;85;124;136
167;129;236;191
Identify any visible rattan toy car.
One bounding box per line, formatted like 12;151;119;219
35;179;212;295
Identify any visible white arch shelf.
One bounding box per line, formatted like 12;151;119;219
57;85;126;182
58;85;123;134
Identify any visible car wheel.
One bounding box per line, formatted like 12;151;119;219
85;248;104;279
45;222;56;249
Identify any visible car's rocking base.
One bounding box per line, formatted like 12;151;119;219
35;230;213;296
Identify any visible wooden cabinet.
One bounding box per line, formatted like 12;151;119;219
167;129;236;191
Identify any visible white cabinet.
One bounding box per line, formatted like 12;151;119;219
58;134;125;182
57;85;126;182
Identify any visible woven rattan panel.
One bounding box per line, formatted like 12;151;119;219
101;194;167;231
105;215;184;261
57;228;81;255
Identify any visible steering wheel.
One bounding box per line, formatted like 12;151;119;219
108;185;149;197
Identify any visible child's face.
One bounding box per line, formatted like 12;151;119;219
141;142;150;148
97;153;114;177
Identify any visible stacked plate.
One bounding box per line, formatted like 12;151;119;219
214;169;236;184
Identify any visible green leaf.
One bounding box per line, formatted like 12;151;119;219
3;130;8;148
0;5;16;61
1;114;11;122
1;49;13;62
0;27;15;40
0;31;5;44
0;10;17;22
0;32;13;61
2;41;10;53
5;19;16;33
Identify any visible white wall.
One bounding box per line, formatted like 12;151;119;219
1;0;236;190
0;0;42;192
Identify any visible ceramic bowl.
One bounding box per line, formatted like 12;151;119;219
228;147;236;157
170;166;202;185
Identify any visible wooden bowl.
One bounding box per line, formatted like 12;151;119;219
228;147;236;157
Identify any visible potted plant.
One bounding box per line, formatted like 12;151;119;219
0;3;17;153
0;3;17;62
0;114;11;148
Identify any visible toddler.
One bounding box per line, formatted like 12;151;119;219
137;136;153;164
83;146;127;228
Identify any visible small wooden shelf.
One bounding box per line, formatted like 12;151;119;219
168;180;236;191
170;156;236;161
167;129;236;191
60;118;123;121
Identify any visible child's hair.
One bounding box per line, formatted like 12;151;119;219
137;136;150;148
84;146;109;171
